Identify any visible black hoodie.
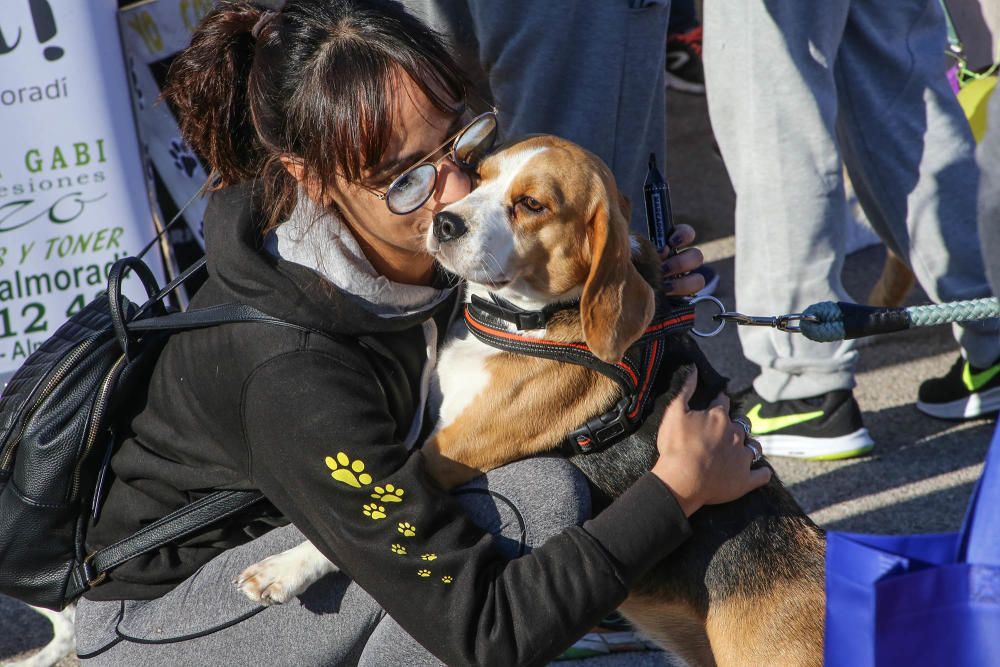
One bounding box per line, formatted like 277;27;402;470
84;184;692;666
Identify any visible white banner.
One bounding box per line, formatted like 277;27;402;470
119;0;217;248
0;0;157;375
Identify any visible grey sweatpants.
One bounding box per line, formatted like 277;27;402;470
704;0;1000;401
402;0;671;236
75;456;591;666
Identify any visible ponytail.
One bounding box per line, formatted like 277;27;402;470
162;2;268;189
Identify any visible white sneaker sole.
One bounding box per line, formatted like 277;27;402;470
666;72;706;95
757;427;874;461
916;386;1000;420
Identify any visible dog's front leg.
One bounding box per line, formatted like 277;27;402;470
236;541;338;605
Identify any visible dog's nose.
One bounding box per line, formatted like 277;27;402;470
432;211;468;242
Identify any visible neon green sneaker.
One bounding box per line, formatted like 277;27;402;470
740;389;874;461
917;355;1000;420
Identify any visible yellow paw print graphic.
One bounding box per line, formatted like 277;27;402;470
325;452;373;488
397;522;416;537
441;576;453;584
391;544;407;555
421;553;437;561
417;569;432;577
371;484;405;503
363;503;387;520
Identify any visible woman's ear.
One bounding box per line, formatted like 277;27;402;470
281;156;330;206
580;180;655;363
280;155;306;183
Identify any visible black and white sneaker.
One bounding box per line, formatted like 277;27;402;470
665;27;705;95
916;355;1000;420
738;389;874;460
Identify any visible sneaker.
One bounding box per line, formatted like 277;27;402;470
739;389;874;460
665;26;705;95
693;265;719;297
916;355;1000;419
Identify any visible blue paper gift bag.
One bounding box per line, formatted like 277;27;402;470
825;423;1000;667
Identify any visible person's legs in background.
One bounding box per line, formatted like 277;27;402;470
834;0;1000;420
703;0;873;460
704;0;1000;460
403;0;670;238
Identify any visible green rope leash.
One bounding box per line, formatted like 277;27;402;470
800;298;1000;342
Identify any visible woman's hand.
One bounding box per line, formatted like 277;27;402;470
651;367;772;517
659;224;705;296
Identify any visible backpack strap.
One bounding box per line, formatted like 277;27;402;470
68;490;264;599
127;303;325;335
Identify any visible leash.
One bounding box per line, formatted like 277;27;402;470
464;294;695;455
690;295;1000;342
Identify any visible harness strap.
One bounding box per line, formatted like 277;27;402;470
464;298;694;455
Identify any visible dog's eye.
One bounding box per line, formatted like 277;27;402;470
517;196;545;213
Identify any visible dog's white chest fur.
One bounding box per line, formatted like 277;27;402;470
429;316;499;434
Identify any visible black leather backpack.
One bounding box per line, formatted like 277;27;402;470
0;255;310;610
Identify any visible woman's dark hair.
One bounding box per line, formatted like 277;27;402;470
163;0;468;231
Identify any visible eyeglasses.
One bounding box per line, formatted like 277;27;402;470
375;110;498;215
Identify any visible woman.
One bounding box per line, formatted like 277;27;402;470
75;1;770;665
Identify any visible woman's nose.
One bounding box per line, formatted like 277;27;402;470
432;157;471;207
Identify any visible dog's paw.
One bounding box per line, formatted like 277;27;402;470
236;542;338;606
237;553;306;605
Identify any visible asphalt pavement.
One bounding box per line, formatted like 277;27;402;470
1;88;995;667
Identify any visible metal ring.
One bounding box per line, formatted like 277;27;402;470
734;416;751;436
689;295;727;338
745;440;763;464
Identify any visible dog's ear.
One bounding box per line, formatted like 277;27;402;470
581;180;655;363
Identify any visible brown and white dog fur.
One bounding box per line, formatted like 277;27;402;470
237;136;826;666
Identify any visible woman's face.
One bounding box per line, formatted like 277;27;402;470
327;75;472;281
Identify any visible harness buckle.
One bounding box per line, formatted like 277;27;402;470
565;397;635;455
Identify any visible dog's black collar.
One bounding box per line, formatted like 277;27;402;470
468;293;579;331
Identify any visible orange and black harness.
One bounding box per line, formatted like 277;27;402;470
465;293;696;456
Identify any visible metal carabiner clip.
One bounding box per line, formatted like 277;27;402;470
773;313;820;333
689;296;819;336
714;310;819;333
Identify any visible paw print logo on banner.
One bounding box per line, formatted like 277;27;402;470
362;504;387;520
441;576;453;584
325;453;373;488
417;569;431;578
371;484;405;503
169;139;199;178
397;522;416;537
420;553;437;561
391;544;407;555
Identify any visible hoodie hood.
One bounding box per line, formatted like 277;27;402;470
202;183;457;337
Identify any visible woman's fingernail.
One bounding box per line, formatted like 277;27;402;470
662;280;674;292
669;233;684;246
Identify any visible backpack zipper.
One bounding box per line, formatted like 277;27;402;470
0;334;103;472
69;354;126;501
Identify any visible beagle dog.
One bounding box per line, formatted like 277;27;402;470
238;136;825;667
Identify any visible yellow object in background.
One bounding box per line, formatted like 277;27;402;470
958;75;998;141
